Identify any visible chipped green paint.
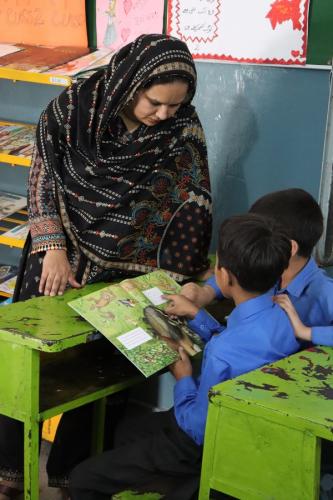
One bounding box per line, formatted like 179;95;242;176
0;283;143;500
0;282;107;351
199;347;333;500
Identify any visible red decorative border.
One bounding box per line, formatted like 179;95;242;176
167;0;310;66
173;0;221;44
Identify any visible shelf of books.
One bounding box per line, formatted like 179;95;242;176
0;192;28;299
0;44;113;87
0;121;36;167
0;191;28;250
0;66;72;87
0;266;17;298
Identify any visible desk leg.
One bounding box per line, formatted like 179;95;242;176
91;398;106;455
23;349;40;500
199;401;219;500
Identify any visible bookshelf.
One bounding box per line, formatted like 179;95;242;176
0;61;73;299
0;120;36;167
0;67;72;87
0;209;28;249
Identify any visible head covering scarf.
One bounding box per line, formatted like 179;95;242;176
36;34;212;280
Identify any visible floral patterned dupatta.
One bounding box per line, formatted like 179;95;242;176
35;34;212;280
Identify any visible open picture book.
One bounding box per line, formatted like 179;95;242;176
68;271;204;377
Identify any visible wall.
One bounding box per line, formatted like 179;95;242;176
194;62;330;249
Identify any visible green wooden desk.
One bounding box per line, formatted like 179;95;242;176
199;347;333;500
0;283;142;500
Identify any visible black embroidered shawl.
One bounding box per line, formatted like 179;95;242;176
34;34;212;280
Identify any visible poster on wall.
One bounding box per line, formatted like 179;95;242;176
96;0;165;52
167;0;310;65
0;0;88;47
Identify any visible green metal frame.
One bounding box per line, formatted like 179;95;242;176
0;283;142;500
199;347;333;499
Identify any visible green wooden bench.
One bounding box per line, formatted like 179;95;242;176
199;346;333;500
0;283;143;500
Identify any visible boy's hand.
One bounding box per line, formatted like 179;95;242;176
273;294;312;341
163;293;199;319
169;347;192;380
180;282;216;308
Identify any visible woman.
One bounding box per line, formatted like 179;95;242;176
0;34;212;497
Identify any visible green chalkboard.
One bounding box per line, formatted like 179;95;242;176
307;0;333;65
85;0;333;66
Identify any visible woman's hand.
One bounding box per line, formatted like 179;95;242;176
163;293;199;319
39;249;81;296
273;294;312;341
169;347;192;380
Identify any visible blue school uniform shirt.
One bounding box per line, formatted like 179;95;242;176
173;291;300;445
276;257;333;347
206;258;333;346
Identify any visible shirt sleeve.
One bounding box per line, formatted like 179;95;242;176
188;309;225;342
28;148;67;254
174;355;230;445
311;326;333;347
205;275;224;300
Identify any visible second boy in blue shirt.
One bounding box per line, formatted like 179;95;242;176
185;189;333;347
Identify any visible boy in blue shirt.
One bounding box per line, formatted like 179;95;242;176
184;188;333;347
69;213;299;500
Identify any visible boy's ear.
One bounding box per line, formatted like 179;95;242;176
217;267;233;286
224;268;234;286
290;239;299;257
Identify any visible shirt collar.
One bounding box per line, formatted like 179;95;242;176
279;257;319;297
227;290;274;327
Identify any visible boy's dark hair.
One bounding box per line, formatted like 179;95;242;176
249;188;323;258
217;214;291;293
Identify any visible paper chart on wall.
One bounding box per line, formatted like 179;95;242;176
0;0;87;48
167;0;310;65
96;0;164;52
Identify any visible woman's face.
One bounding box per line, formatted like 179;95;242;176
129;80;189;127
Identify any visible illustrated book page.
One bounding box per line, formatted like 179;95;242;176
68;270;204;377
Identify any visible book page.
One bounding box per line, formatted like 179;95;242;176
69;271;203;377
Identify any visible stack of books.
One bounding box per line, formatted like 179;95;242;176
0;191;28;249
0;264;18;298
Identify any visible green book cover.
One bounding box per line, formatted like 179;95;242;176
68;270;203;377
